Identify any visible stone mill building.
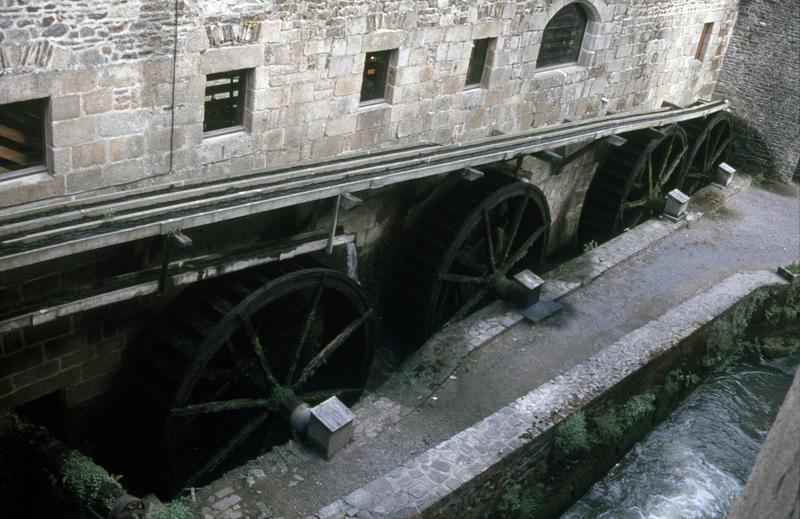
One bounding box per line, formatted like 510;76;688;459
0;0;797;502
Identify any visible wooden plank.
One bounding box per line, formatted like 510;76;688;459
0;144;27;165
0;123;26;144
0;101;730;271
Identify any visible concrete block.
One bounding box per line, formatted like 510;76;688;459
307;397;355;458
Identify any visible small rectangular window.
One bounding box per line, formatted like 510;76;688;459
0;98;47;176
695;23;714;61
360;50;394;104
465;39;491;88
204;69;248;134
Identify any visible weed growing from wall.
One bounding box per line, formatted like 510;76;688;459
554;410;589;459
61;451;122;512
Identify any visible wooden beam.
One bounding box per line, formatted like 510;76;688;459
0;144;27;165
0;123;26;144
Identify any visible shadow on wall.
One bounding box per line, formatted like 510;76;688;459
728;114;778;179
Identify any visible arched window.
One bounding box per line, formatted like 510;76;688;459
536;4;588;69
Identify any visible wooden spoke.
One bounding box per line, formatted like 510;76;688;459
285;282;324;385
646;154;654;196
660;147;687;187
503;195;529;262
624;197;649;210
437;273;487;285
292;308;374;390
238;313;280;391
657;137;675;179
184;410;270;488
708;137;732;168
483;209;497;273
171;398;273;417
502;223;547;274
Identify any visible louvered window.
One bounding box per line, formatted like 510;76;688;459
0;98;46;176
360;50;394;104
204;69;248;134
536;4;588;69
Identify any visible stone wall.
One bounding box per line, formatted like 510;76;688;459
0;0;737;209
715;0;800;182
0;0;739;412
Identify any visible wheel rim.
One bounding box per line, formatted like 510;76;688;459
151;267;374;490
396;170;550;339
430;182;550;329
682;112;733;194
579;125;689;243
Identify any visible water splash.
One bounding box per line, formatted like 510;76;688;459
562;357;797;519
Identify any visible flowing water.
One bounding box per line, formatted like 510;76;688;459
562;356;797;519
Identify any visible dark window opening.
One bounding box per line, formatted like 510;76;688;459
0;98;47;175
204;69;248;134
536;4;588;69
466;38;491;88
695;23;714;61
360;50;394;104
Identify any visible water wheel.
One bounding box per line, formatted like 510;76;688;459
681;111;734;194
578;125;689;244
135;262;375;491
395;166;550;342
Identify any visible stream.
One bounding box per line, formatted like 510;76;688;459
562;355;797;519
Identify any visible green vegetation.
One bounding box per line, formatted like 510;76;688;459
554;410;589;458
495;482;549;518
664;369;700;394
617;392;656;430
594;410;623;443
785;261;800;275
582;240;599;253
61;451;121;509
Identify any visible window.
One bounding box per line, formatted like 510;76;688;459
204;69;248;134
465;38;492;88
0;98;47;176
536;4;588;69
695;23;714;61
360;50;395;104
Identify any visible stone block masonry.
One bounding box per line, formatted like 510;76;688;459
0;0;739;209
715;0;800;182
0;298;149;411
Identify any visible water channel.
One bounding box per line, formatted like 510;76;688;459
562;355;797;519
